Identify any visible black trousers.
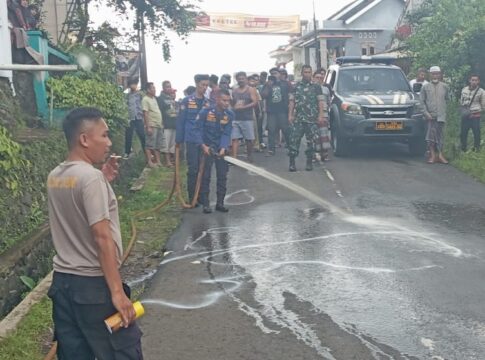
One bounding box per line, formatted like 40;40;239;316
124;120;146;155
186;143;201;203
461;116;481;151
256;113;264;145
48;272;143;360
267;112;289;151
200;155;228;207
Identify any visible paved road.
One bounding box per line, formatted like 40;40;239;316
139;143;485;360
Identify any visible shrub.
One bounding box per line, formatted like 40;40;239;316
47;76;128;129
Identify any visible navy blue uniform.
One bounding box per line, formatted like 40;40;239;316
194;107;234;207
176;94;209;203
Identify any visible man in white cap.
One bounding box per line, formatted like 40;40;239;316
420;66;450;164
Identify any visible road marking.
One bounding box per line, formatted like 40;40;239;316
322;166;352;212
325;169;335;182
223;189;255;206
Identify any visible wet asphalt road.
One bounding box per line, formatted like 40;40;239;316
139;143;485;360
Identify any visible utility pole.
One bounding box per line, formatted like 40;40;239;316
138;12;148;90
313;0;321;69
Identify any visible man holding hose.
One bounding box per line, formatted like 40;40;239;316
47;107;143;359
195;89;234;214
176;74;210;205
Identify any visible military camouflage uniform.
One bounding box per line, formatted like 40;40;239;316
288;80;324;158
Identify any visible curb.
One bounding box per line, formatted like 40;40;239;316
0;271;52;339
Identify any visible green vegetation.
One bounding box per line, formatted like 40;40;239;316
0;127;30;194
118;165;181;251
404;0;485;175
62;0;197;61
405;0;485;93
47;76;128;130
0;297;52;360
0;160;182;359
0;132;66;254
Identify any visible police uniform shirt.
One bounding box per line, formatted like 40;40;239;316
195;107;234;151
176;94;209;144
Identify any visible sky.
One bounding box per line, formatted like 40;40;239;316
140;0;356;94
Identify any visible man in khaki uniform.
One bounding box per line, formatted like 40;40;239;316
47;107;143;359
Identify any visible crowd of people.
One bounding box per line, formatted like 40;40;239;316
124;65;485;213
410;67;485;163
124;65;332;213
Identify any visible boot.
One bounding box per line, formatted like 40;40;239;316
305;157;313;171
289;157;297;172
215;203;229;213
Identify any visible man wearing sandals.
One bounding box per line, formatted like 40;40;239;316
420;66;450;164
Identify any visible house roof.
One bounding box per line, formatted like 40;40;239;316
327;0;404;24
328;0;375;21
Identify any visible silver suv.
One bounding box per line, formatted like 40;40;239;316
325;56;425;156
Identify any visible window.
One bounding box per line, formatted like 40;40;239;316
336;68;410;93
361;42;376;56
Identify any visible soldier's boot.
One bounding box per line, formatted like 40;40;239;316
289;157;297;172
305;157;313;171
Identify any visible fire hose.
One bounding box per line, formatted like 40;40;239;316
44;144;209;360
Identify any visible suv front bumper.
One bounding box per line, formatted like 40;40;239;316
339;113;425;140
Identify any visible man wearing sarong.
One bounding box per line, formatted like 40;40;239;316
420;66;450;164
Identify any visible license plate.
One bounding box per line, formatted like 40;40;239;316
375;121;403;130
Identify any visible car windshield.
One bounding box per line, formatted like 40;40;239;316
337;68;411;94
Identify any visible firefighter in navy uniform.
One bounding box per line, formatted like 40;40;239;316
194;89;234;214
176;74;210;204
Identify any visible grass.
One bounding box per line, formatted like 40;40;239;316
118;164;181;251
444;102;485;184
0;159;184;359
0;297;52;360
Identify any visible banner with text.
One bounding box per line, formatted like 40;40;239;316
195;13;301;35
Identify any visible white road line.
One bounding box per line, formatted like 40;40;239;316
325;169;335;182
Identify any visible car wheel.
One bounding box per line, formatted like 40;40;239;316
409;138;426;156
332;126;351;157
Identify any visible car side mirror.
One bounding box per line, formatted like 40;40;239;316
413;83;423;93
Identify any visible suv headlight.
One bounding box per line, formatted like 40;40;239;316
341;102;363;115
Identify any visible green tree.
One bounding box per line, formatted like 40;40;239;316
63;0;197;61
404;0;485;93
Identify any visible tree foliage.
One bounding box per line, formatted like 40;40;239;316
404;0;485;93
47;76;128;129
64;0;198;61
0;127;30;194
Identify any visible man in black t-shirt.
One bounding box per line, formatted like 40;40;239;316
261;68;292;156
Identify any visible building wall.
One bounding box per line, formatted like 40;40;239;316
0;0;12;81
348;0;404;53
350;0;404;29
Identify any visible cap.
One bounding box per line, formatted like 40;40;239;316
429;66;441;73
279;68;288;74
